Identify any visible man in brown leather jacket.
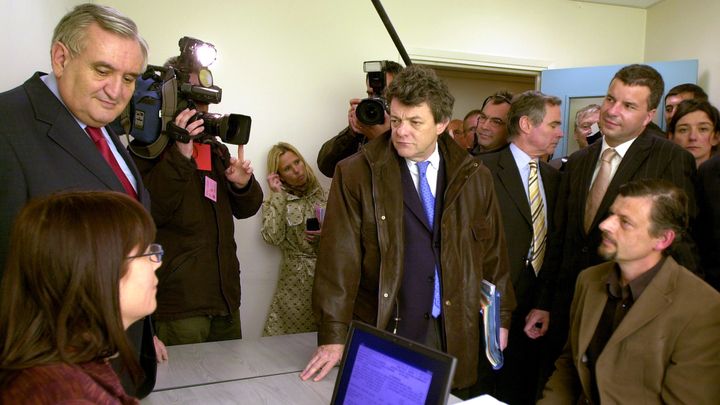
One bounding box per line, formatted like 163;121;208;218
301;65;515;391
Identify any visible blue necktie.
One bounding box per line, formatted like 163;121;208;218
417;161;442;318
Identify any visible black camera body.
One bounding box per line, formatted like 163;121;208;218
114;37;251;160
355;61;389;126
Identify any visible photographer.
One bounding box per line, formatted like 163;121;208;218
316;60;403;177
132;55;263;346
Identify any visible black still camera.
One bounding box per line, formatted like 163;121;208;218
355;61;389;126
113;37;252;159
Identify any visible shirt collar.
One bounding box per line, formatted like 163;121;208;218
599;134;639;159
41;73;92;130
404;142;440;170
509;142;534;169
606;256;666;301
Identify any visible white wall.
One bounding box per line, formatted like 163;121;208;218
3;0;651;339
645;0;719;105
0;0;84;91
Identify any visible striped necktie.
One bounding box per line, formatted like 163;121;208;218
528;160;546;275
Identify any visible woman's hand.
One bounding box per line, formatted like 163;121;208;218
267;172;284;193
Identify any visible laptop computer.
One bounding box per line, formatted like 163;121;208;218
330;321;457;405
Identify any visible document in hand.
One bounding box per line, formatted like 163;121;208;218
481;280;503;370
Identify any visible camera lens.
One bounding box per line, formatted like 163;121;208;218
356;98;386;126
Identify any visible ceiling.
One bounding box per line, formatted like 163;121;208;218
573;0;664;9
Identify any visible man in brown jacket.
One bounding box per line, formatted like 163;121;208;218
301;65;515;391
539;179;720;404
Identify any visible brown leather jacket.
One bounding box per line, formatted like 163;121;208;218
312;133;515;388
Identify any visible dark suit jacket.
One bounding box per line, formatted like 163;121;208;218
394;153;446;344
548;127;697;307
696;155;720;290
539;257;720;404
478;145;560;315
0;72;156;397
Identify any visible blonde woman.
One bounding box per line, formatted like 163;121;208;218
261;143;327;335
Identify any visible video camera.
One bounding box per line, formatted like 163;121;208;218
355;60;389;126
113;37;252;159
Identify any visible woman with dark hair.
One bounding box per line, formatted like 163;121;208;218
261;142;327;336
0;191;160;404
668;99;720;168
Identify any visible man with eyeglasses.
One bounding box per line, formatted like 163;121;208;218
470;91;514;155
471;91;563;403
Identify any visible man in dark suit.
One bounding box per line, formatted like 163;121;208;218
474;91;562;404
301;66;515;394
0;3;159;397
540;179;720;404
696;155;720;290
469;91;514;155
544;64;697;379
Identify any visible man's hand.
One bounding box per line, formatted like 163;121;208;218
154;336;168;363
347;98;390;140
524;309;550;340
500;327;509;351
267;172;283;193
300;344;344;382
225;144;253;188
173;108;204;159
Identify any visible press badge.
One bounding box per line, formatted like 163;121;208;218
204;176;217;202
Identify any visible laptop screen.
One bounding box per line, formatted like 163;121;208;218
331;321;457;405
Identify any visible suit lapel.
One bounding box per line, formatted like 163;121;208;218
399;154;432;231
604;258;675;347
577;142;602;235
574;265;610;392
26;73;126;192
592;132;653;230
496;147;532;226
576;271;608;363
539;161;558;219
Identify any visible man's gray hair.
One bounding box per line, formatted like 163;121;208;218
507;90;561;140
52;3;148;70
574;104;600;129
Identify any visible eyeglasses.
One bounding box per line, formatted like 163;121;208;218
477;113;506;130
127;243;164;263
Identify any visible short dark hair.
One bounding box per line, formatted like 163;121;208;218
665;83;708;103
507;90;561;139
384;61;404;76
617;179;688;244
0;191;156;386
668;99;720;135
463;109;483;122
386;65;454;123
481;90;514;111
612;64;665;111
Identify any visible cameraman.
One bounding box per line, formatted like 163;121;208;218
316;60;403;177
132;57;263;345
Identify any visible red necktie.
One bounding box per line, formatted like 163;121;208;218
85;126;138;199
